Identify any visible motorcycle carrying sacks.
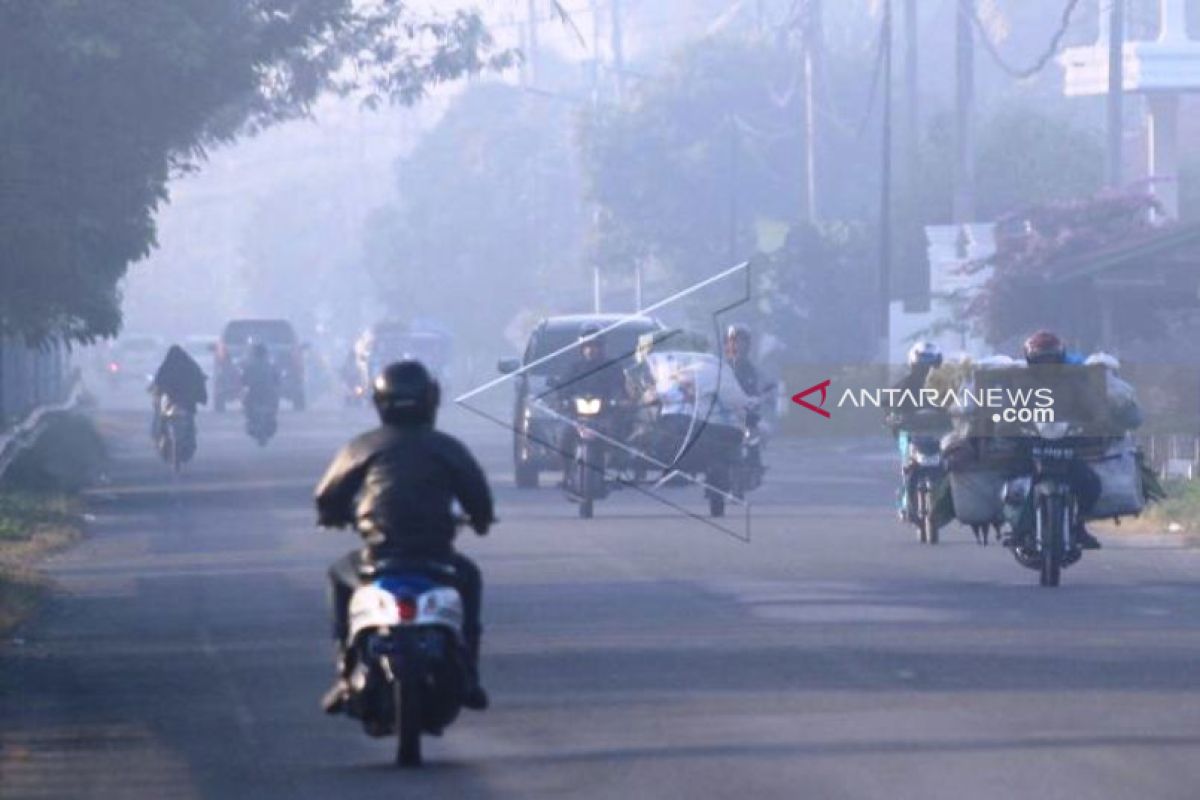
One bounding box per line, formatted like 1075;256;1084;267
1085;436;1146;519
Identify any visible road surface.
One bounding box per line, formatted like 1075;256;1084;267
3;402;1200;799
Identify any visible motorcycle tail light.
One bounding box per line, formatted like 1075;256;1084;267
397;596;417;622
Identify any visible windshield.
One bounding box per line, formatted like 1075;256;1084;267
526;322;660;375
222;321;296;347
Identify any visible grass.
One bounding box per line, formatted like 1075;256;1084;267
0;490;82;634
1145;479;1200;535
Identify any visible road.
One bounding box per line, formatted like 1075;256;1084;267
3;401;1200;799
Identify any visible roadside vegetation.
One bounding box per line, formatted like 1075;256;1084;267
0;412;104;634
0;491;83;633
1144;480;1200;537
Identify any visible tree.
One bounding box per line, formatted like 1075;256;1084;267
361;79;587;361
0;1;511;343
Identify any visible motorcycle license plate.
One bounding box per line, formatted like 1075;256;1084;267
1031;444;1075;460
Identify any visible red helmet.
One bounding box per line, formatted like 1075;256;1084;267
1023;330;1066;365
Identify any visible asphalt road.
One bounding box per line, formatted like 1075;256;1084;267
3;399;1200;799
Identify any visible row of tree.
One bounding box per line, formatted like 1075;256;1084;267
363;30;1107;362
0;0;511;344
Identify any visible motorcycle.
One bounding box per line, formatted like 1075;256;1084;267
155;394;196;473
1004;421;1087;587
339;534;474;766
562;394;614;519
244;397;278;446
887;410;950;545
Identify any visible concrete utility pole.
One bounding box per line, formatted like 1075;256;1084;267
953;0;975;225
1106;0;1125;187
801;0;823;222
611;0;625;102
527;0;540;86
880;0;894;358
903;0;919;189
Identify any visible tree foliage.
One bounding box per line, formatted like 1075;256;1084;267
362;79;586;358
0;0;511;343
965;193;1169;345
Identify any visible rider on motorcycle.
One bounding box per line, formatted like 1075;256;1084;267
240;340;281;409
1019;330;1103;550
723;324;762;397
149;344;208;439
314;360;495;714
888;342;951;520
556;324;632;470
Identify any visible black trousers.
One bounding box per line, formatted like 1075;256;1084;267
328;548;483;656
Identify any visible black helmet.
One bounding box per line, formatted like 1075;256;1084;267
579;322;605;356
373;360;440;426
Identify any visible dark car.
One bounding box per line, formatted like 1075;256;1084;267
213;319;306;412
497;314;664;488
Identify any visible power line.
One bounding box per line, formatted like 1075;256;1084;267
968;0;1084;80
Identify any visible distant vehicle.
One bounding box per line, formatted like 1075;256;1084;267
213;319;306;412
497;314;664;488
103;334;166;386
354;322;452;393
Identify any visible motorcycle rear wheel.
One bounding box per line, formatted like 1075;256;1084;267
395;676;423;767
918;487;937;545
1038;496;1063;588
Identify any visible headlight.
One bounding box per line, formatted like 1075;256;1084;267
1034;421;1069;440
912;450;941;466
574;397;603;416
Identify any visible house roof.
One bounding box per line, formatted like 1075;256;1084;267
1049;220;1200;284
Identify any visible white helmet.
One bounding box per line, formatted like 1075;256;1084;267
907;341;943;368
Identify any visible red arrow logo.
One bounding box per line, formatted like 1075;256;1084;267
791;379;832;418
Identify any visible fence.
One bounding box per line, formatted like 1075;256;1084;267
1138;433;1200;480
0;339;73;431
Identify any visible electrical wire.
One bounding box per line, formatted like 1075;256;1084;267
968;0;1084;80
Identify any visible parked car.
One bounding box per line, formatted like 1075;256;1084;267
497;314;664;488
213;319;306;412
102;334;166;386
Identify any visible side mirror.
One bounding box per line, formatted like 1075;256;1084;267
497;357;520;374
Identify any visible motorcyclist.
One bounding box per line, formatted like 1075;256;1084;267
240;340;281;410
723;324;762;397
560;323;630;402
149;344;208;440
1020;330;1102;550
315;360;494;714
723;323;771;480
888;342;951;521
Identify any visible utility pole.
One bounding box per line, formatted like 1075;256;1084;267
611;0;625;102
1106;0;1124;187
801;0;822;222
880;0;894;359
729;116;740;265
953;0;975;224
527;0;539;86
903;0;919;188
589;0;601;109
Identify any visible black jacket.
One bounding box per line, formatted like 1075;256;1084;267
153;345;208;410
559;355;629;404
729;356;761;397
314;425;494;556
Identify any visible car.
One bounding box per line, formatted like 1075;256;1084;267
497;314;664;488
102;334;166;386
355;321;452;392
213;319;306;412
